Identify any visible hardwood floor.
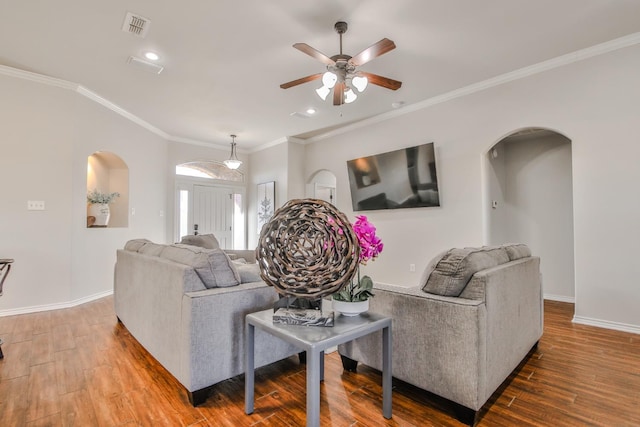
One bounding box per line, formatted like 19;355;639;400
1;298;639;426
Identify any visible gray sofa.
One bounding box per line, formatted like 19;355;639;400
338;244;543;425
114;237;298;406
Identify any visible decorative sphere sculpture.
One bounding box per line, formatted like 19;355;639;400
256;199;360;299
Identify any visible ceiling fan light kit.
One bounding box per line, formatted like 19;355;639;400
223;135;242;170
281;21;402;106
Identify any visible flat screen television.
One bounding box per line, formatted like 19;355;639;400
346;142;440;211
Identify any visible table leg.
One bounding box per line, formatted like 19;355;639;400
382;325;392;419
245;322;255;414
306;349;321;427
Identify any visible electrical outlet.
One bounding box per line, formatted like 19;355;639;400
409;264;416;272
27;200;45;210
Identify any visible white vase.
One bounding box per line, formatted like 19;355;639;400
332;299;369;316
88;203;110;226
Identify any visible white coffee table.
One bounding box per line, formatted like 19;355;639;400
245;308;392;427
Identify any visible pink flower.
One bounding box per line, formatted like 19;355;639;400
352;215;383;264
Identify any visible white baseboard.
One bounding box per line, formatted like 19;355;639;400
544;294;575;303
572;315;640;335
0;290;113;317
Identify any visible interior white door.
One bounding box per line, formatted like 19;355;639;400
315;183;336;205
193;185;233;248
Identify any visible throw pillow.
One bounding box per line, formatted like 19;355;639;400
180;234;220;249
418;249;449;289
160;244;240;288
501;243;532;261
235;262;262;283
137;242;166;256
124;238;151;252
422;246;509;296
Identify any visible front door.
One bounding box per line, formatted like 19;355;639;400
193;185;233;249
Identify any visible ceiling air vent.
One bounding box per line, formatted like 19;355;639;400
122;12;151;37
127;56;164;74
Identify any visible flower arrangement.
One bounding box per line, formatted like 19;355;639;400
333;215;384;302
87;189;120;204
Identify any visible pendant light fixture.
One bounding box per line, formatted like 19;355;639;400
223;134;242;170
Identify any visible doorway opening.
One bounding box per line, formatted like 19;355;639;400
485;128;575;303
175;162;245;249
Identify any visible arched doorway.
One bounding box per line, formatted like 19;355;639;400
307;170;337;205
485;128;575;302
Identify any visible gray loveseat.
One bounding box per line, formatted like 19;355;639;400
338;244;543;425
114;236;298;405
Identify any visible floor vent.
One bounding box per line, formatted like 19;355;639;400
122;12;151;38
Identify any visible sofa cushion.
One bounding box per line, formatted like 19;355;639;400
235;262;262;284
137;242;166;256
124;238;152;252
160;244;240;288
418;249;449;290
180;234;220;249
502;243;531;261
423;246;509;296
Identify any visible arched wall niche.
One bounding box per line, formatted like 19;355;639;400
87;151;129;228
483;126;575;302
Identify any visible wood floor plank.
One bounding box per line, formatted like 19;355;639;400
1;298;639;426
26;361;60;422
0;375;29;426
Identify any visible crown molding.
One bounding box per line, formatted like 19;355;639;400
0;64;77;90
76;86;171;139
306;31;640;143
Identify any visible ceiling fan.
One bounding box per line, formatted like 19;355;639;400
280;21;402;106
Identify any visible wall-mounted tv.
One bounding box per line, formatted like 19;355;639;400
346;142;440;211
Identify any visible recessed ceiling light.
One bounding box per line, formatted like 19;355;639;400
306;108;316;115
144;51;159;61
391;101;405;109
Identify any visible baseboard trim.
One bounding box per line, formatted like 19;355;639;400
543;294;575;303
573;315;640;335
0;290;113;317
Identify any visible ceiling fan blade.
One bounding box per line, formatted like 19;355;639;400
333;81;345;105
280;73;323;89
293;43;336;66
349;38;396;66
359;72;402;90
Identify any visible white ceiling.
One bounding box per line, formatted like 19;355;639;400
2;1;640;151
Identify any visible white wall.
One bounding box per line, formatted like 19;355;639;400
0;73;169;312
304;44;640;332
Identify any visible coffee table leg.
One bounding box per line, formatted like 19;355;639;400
306;349;321;427
245;322;255;414
382;325;392;418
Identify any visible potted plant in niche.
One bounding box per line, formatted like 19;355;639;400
332;215;384;316
87;189;120;227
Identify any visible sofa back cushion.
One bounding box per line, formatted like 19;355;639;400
160;244;240;288
422;246;510;296
137;242;166;256
179;234;220;249
124;238;152;252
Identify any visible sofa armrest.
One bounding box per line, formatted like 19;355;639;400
339;285;487;409
478;256;543;403
179;281;298;391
